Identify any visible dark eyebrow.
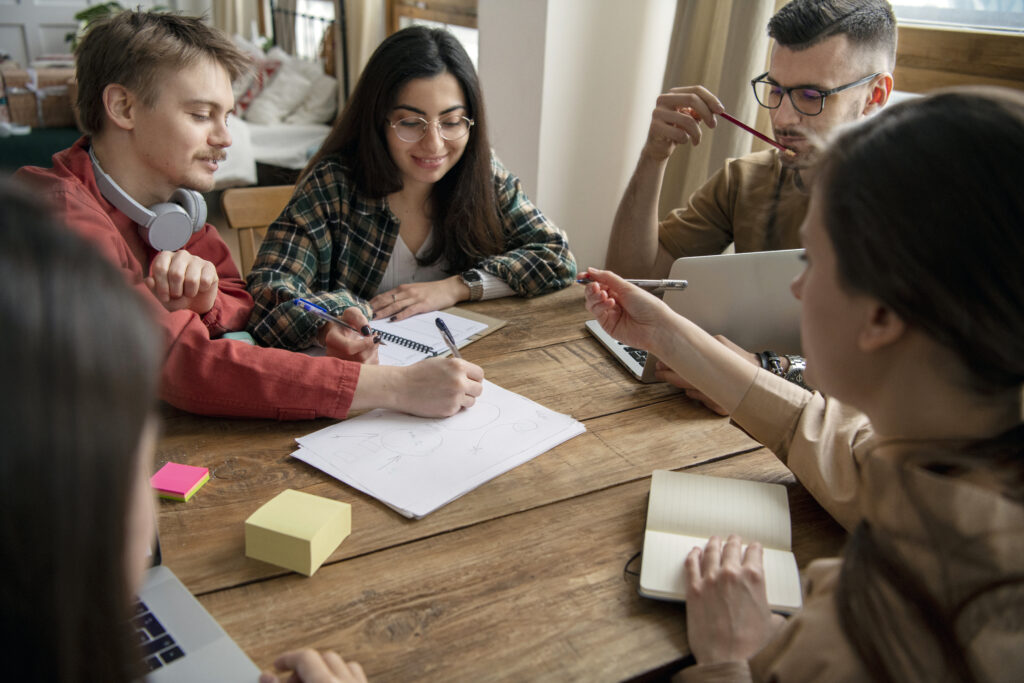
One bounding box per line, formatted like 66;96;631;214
763;76;828;92
393;104;467;116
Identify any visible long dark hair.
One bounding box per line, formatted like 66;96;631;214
0;184;161;681
302;26;504;273
817;88;1024;682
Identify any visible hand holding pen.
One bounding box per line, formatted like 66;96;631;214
294;298;385;345
435;317;462;358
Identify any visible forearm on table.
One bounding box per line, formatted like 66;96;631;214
606;152;670;277
650;313;760;415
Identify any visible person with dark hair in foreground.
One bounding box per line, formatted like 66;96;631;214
16;11;484;422
246;25;576;360
585;87;1024;681
0;184;366;682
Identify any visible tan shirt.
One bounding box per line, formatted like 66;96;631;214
658;150;809;257
677;371;1024;682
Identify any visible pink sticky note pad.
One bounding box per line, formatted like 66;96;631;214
150;462;210;502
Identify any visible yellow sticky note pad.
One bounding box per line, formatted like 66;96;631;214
245;489;351;576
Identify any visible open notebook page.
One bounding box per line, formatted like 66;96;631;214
373;310;488;366
644;470;792;550
638;531;802;612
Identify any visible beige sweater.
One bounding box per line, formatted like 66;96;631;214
677;371;1024;683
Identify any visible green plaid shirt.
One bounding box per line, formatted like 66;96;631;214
246;154;577;350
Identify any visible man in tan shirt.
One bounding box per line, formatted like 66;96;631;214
606;0;897;280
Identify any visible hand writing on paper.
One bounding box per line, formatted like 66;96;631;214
319;307;378;363
260;648;367;683
370;276;467;322
396;357;484;417
683;535;784;665
145;249;219;315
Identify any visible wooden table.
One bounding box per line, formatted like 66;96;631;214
156;287;846;682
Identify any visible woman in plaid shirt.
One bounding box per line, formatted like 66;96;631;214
246;26;577;361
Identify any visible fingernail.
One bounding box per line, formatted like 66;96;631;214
390;316;397;322
361;325;371;336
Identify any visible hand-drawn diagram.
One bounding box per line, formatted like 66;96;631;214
292;380;586;517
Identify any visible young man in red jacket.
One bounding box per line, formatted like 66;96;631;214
17;10;483;421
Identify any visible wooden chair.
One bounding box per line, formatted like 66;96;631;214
220;185;295;276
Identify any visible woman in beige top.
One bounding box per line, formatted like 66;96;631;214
584;87;1024;682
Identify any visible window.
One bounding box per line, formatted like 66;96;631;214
387;0;478;69
893;1;1024;34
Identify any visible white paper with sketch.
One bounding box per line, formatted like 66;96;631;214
291;380;585;518
638;469;803;613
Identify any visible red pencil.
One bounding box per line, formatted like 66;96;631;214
718;111;795;156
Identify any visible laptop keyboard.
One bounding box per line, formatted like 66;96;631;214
623;345;648;364
134;600;186;671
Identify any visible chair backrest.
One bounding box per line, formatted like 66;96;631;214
220;185;295;276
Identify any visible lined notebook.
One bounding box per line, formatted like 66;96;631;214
638;470;803;613
372;308;506;366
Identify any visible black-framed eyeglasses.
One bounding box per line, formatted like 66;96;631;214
388;115;475;143
750;72;881;116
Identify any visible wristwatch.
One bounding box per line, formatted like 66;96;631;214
460;269;483;301
759;351;810;390
783;354;808;389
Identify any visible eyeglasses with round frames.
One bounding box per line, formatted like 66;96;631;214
388;115;475;143
750;72;881;116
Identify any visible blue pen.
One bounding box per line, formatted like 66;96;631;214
434;317;462;358
293;298;384;344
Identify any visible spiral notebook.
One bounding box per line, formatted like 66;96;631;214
372;308;506;366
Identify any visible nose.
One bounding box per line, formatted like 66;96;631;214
771;94;801;130
419;122;444;150
211;116;231;149
790;267;805;301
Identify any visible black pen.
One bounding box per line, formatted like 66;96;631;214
435;317;462;358
294;298;384;344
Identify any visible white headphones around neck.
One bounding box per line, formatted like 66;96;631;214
89;146;207;252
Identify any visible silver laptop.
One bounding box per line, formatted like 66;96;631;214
587;249;804;382
137;537;260;682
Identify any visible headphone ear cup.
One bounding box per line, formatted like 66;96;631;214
145;203;196;252
169;189;208;232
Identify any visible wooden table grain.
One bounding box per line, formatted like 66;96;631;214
155;286;846;681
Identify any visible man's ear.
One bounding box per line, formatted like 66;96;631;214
863;72;894;115
858;300;905;352
102;84;136;132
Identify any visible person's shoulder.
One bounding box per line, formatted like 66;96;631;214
725;148;779;170
14;142;106;217
304;153;356;185
719;149;782;188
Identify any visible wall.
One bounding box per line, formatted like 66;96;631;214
478;0;676;271
0;0;213;66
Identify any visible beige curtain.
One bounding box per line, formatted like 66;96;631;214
657;0;781;219
342;0;386;97
211;0;264;40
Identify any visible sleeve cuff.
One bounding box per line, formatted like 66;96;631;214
477;269;516;300
730;369;814;458
673;660;754;683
